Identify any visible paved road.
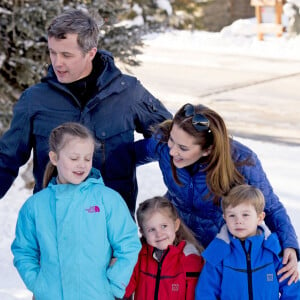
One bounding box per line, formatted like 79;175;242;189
126;45;300;146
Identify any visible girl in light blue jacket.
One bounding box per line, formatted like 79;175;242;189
11;122;141;300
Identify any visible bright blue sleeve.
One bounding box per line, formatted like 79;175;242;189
279;278;300;299
104;190;141;298
195;261;221;299
134;137;161;166
11;198;40;292
275;256;300;299
234;141;299;258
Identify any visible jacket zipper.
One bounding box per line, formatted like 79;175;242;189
242;241;253;300
154;249;169;300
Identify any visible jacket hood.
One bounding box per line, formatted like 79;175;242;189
140;240;200;258
141;240;186;256
216;222;272;243
203;223;281;266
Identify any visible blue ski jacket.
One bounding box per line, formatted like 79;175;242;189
134;137;299;257
195;224;300;299
11;168;141;300
0;50;172;215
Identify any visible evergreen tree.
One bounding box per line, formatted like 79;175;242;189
0;0;146;134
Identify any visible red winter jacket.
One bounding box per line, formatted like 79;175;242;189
124;240;204;300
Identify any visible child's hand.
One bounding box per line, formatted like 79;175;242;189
277;248;299;285
109;257;117;267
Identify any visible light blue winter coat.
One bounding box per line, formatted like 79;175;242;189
195;224;300;299
11;168;141;300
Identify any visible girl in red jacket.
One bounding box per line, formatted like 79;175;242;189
124;196;204;300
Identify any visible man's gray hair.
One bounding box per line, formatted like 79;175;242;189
47;9;101;53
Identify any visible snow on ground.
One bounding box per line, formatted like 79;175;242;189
1;14;300;299
141;18;300;62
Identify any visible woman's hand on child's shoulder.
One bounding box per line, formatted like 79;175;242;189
277;248;299;285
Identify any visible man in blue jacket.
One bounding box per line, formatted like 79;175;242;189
0;9;172;216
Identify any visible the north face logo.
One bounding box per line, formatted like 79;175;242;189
85;206;100;213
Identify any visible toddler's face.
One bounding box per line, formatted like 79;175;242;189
141;211;180;250
223;203;265;240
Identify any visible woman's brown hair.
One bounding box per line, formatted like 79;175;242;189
155;104;249;205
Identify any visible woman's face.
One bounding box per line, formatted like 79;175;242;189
168;123;208;168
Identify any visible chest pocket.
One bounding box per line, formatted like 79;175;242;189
93;120;135;180
94;118;135;149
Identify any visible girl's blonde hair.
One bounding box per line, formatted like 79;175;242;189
43;122;95;187
137;196;203;253
221;184;265;214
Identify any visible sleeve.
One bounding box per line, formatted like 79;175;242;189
0;90;33;198
184;253;205;300
11;199;40;292
104;190;142;298
132;81;172;138
239;149;299;258
134;137;161;166
195;261;222;300
279;279;300;299
123;254;140;298
275;255;300;299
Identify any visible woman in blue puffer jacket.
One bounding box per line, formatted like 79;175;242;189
12;122;141;300
134;103;299;284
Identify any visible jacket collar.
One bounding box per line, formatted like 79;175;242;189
48;167;104;192
203;223;281;266
141;240;187;257
42;50;122;107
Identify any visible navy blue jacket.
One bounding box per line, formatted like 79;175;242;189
134;137;299;256
0;50;172;215
195;224;300;299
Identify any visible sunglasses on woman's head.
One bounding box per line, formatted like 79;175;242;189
183;103;211;132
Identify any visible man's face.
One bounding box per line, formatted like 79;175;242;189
48;33;96;83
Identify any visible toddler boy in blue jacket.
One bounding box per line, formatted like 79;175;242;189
195;184;300;299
